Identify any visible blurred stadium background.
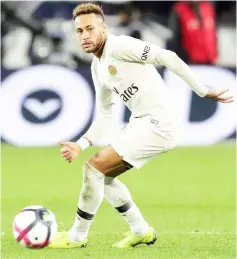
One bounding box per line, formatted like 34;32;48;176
1;1;236;259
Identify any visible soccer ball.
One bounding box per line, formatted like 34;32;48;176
13;205;57;248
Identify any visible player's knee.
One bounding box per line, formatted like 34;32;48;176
87;152;107;172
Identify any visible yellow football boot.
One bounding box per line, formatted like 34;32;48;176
113;227;158;248
48;232;87;249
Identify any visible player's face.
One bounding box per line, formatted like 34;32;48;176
75;13;106;53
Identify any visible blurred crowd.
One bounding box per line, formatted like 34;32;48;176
1;1;236;69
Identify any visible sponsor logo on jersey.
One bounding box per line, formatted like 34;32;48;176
141;46;150;61
113;83;139;102
108;65;117;75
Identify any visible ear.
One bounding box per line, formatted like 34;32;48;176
102;23;107;34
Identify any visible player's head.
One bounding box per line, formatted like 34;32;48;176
73;3;107;54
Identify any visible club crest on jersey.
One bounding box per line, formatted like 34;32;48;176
108;65;117;76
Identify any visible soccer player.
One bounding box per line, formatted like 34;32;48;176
49;3;233;249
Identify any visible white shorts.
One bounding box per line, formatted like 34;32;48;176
110;117;177;169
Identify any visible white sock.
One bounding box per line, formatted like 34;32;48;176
104;177;149;235
69;162;105;242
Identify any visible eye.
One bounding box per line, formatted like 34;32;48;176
88;28;93;32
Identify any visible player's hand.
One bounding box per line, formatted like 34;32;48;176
205;89;234;103
59;141;82;163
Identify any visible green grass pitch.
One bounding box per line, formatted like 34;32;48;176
1;143;236;259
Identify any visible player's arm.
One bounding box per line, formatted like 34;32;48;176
112;36;233;103
76;64;113;149
59;63;113;163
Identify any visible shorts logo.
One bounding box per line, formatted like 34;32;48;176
151;119;159;125
141;46;150;61
108;65;117;76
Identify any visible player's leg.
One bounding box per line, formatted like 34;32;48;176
49;144;157;248
69;145;129;243
104;176;157;248
104;176;150;235
69;144;156;248
49;145;129;248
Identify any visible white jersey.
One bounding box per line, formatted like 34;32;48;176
82;35;208;144
92;35;172;120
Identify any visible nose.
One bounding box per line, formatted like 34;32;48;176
82;30;90;40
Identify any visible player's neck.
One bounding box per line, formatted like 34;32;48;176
94;36;107;59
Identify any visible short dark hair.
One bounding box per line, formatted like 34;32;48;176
73;2;104;21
